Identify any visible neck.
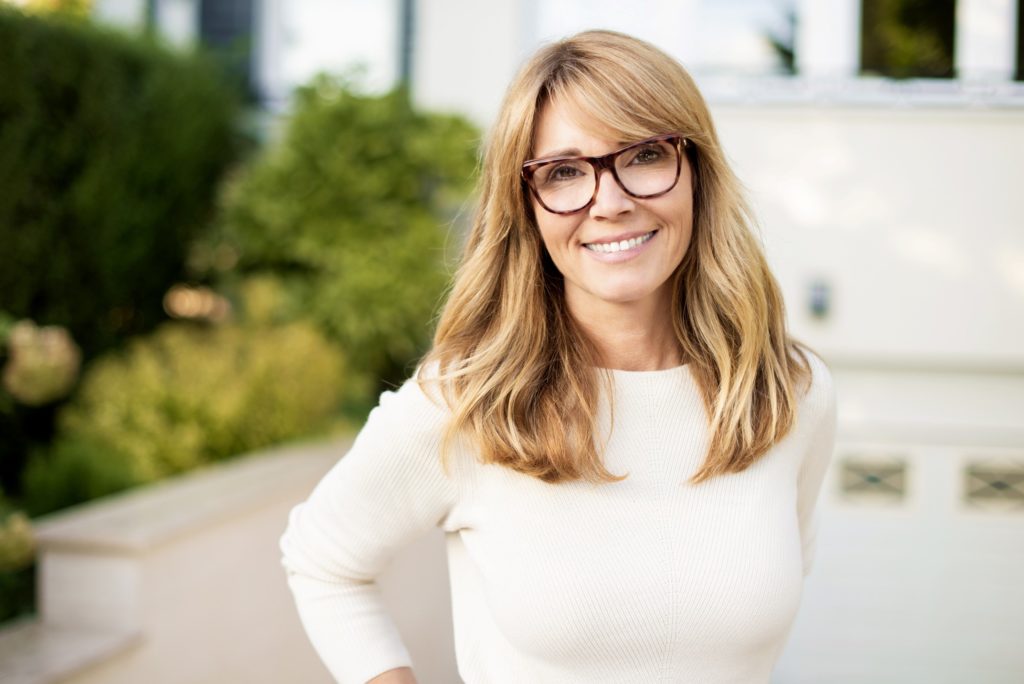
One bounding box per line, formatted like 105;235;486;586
567;289;683;372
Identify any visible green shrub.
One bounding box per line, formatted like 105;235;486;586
0;563;34;624
0;7;239;359
0;497;33;573
214;76;479;393
22;317;346;516
0;6;241;501
0;492;34;624
21;437;136;516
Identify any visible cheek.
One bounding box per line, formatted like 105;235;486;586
535;214;576;258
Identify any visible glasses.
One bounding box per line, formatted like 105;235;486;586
521;134;688;215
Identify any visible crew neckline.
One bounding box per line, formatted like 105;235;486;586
601;363;691;380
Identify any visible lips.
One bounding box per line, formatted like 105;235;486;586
583;230;657;254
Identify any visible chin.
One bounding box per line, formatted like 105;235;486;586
593;285;661;306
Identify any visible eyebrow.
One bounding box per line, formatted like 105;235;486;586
531;140;635;162
531;147;582;161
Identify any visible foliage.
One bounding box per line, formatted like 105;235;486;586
2;320;81;407
214;76;479;393
0;496;33;573
21;437;136;517
0;563;34;624
16;0;92;18
0;311;14;345
861;0;955;78
0;513;32;574
21;313;346;517
0;6;240;504
0;491;35;624
0;7;239;361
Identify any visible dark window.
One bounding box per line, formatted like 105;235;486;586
1017;0;1023;80
860;0;957;78
199;0;255;98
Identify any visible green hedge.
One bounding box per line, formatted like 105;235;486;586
0;7;240;499
214;76;479;393
0;8;239;360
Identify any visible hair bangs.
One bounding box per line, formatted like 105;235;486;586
539;54;686;147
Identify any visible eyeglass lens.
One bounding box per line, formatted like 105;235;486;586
530;139;679;213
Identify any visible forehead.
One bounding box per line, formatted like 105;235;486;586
531;97;625;159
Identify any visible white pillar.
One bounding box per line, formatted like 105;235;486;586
156;0;198;48
413;0;528;126
254;0;289;107
93;0;146;31
956;0;1018;81
795;0;862;78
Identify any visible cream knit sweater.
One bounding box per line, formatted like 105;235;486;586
280;356;836;683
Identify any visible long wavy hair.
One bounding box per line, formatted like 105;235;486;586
421;30;811;484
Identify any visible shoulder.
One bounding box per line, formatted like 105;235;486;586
794;346;837;428
359;363;452;448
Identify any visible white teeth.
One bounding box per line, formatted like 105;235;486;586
584;231;654;254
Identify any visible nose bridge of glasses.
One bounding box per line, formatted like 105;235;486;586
590;158;632;208
591;150;619;174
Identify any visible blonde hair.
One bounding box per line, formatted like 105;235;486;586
422;30;811;484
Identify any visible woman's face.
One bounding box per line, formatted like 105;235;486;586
529;99;694;321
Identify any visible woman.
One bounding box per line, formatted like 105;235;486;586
280;30;836;684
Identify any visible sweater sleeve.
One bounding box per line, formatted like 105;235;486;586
279;375;459;683
796;355;838;577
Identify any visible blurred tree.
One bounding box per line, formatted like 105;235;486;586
13;0;91;18
861;0;956;78
215;76;479;399
0;9;239;358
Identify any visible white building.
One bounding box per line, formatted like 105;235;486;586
76;1;1024;681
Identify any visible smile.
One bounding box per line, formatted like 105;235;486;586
583;230;656;254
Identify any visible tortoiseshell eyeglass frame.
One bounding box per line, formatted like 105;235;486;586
521;134;690;215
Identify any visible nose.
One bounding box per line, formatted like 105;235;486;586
589;168;634;219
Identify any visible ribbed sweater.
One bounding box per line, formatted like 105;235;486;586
279;355;836;683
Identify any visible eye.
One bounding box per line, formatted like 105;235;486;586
628;144;666;165
550;164;584;180
538;161;588;186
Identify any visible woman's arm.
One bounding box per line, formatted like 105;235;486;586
280;378;457;683
367;667;418;684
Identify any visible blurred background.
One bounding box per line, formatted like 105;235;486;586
0;0;1021;682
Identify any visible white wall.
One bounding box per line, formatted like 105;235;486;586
774;366;1024;683
713;104;1024;367
412;0;535;123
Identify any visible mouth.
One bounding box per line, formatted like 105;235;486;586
583;230;657;254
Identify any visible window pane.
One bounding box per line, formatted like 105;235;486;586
860;0;956;78
689;0;796;76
